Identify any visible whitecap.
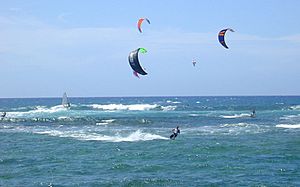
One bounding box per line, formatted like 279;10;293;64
101;119;115;123
90;104;159;111
290;105;300;110
186;123;268;135
220;123;249;128
96;119;116;125
36;129;168;142
161;105;177;111
189;114;201;117
280;114;300;120
276;124;300;129
7;105;67;118
58;116;73;121
220;113;251;119
96;122;109;126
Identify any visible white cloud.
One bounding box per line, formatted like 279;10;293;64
9;7;22;12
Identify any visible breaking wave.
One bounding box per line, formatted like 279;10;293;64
289;105;300;110
166;100;181;104
186;123;269;135
7;105;68;118
276;124;300;129
161;106;177;111
280;114;300;120
89;104;176;111
96;119;116;126
220;113;252;119
36;129;168;142
90;104;159;111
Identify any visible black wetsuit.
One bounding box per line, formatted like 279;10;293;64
1;112;6;119
170;128;180;139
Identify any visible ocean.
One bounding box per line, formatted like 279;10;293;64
0;96;299;186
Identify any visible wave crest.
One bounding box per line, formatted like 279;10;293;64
276;124;300;129
36;129;168;142
220;113;251;119
90;104;162;111
289;105;300;110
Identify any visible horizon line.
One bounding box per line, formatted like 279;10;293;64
0;94;299;99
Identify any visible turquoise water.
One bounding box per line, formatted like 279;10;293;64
0;96;299;186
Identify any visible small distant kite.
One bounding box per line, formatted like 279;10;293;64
128;48;148;77
218;28;234;49
192;59;196;67
137;18;150;33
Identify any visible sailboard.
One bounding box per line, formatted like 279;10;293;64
62;92;71;108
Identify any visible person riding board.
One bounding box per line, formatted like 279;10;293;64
250;109;256;118
170;126;180;140
1;112;6;120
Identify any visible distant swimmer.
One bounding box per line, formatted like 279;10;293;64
250;109;256;118
170;126;180;140
1;112;6;120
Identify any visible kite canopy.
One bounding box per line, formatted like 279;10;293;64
218;28;234;49
128;48;148;76
137;18;150;33
192;59;196;67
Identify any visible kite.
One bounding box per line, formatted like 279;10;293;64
218;28;234;49
128;48;148;76
137;18;150;33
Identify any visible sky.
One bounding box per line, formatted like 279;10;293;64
0;0;300;97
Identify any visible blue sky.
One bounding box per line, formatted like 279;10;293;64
0;0;300;97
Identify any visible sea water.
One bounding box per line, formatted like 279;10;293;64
0;96;299;186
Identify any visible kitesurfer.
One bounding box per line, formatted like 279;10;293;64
1;112;6;120
250;109;256;118
170;126;180;140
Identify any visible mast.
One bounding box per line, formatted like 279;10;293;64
62;92;70;108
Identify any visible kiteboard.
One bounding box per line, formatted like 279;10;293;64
170;133;178;140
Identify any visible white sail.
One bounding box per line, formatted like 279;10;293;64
62;92;71;108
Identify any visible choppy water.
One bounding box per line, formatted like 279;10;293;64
0;96;299;186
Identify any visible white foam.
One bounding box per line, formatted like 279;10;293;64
36;129;168;142
161;105;177;111
280;114;300;120
58;116;73;121
276;124;300;129
7;105;67;118
290;105;300;110
186;123;267;135
220;123;250;128
1;125;14;129
101;119;115;123
90;104;159;111
166;101;181;104
189;114;200;117
140;119;150;124
95;122;109;126
220;113;251;119
96;119;116;125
